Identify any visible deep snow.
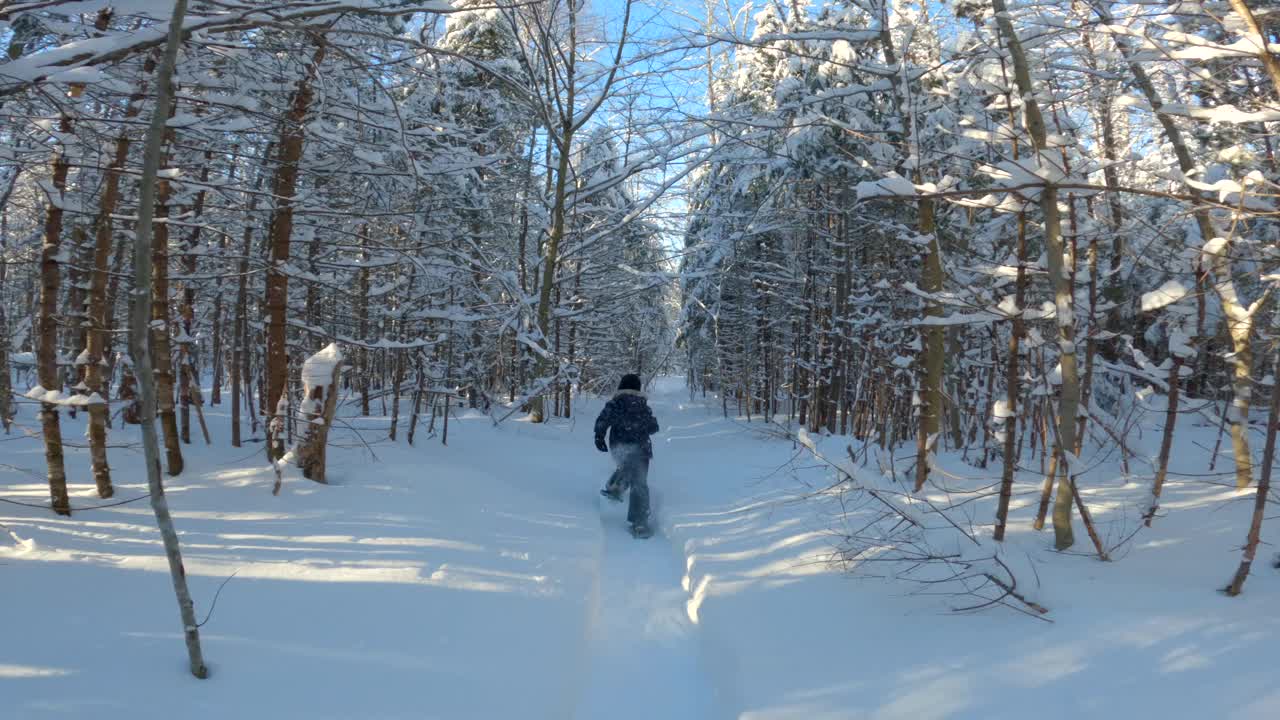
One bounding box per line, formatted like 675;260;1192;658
2;376;1278;719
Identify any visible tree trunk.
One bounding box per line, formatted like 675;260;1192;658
914;196;942;492
184;363;211;444
1223;313;1279;596
994;212;1028;541
229;143;270;447
0;176;12;433
0;302;10;433
153;171;184;476
102;200;131;392
177;151;210;445
246;311;257;436
265;37;327;458
129;0;208;677
531;120;574;423
210;289;222;405
297;344;343;483
1204;241;1265;489
1145;357;1184;526
390;348;405;441
356;229;370;416
1068;193;1095;456
38;113;73;516
408;353;424;445
1091;68;1125;330
83;82;148;499
992;0;1080;549
63;226;90;417
230;221;250;448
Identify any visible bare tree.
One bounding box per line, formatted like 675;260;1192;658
127;0;208;678
517;0;634;422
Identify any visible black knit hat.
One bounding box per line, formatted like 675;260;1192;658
618;374;642;392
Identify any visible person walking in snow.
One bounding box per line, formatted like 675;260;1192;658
594;374;660;538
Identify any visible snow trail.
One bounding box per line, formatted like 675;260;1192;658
572;380;724;720
573;495;722;720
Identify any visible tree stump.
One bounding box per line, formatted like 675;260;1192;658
296;343;343;484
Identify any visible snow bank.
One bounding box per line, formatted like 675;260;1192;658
0;388;600;720
655;393;1280;719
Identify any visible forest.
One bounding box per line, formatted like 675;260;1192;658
1;1;1278;717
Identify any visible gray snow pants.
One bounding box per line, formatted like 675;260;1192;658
606;443;650;525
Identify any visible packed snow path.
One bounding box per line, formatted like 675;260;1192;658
574;378;727;719
573;492;722;720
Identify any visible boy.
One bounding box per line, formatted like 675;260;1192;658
594;374;660;538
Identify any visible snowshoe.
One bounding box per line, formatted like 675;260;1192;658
630;522;653;539
600;488;623;503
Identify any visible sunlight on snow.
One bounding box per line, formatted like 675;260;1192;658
0;664;74;679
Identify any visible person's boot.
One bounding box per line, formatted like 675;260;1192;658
601;475;625;502
630;521;653;539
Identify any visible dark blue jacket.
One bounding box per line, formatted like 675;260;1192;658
594;390;660;458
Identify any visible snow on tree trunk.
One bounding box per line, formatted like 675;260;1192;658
296;343;343;484
1202;237;1268;489
128;0;208;677
268;392;288;466
994;212;1028;542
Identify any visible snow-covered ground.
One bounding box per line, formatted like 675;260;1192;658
3;377;1278;718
